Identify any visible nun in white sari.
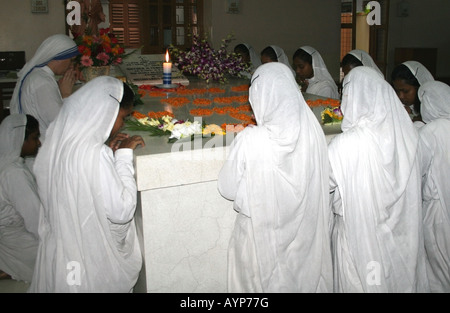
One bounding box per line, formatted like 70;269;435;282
329;67;429;293
29;77;142;293
403;61;435;86
417;81;450;293
10;34;79;141
392;61;435;126
341;49;384;78
218;63;333;293
295;46;339;99
234;43;262;78
0;114;40;282
261;45;296;77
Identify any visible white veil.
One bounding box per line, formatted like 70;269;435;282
329;66;429;292
219;63;333;292
419;81;450;123
243;43;261;69
9;34;79;114
0;114;26;174
403;61;435;86
348;49;384;77
29;76;142;292
300;46;339;99
270;45;295;76
417;81;450;292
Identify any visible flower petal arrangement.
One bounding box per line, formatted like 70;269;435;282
74;28;131;69
321;106;343;125
125;114;203;143
169;34;251;84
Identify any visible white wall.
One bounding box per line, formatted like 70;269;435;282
1;0;448;80
0;0;66;62
388;0;450;78
204;0;342;81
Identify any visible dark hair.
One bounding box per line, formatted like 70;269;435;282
341;53;363;68
25;114;39;140
121;82;135;108
391;64;420;88
261;46;278;62
234;44;249;57
391;64;421;114
293;48;313;65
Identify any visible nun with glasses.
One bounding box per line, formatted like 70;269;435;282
218;62;333;293
329;66;430;293
10;34;80;142
417;81;450;293
293;46;340;99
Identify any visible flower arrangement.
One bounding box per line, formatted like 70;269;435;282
125;114;203;143
321;106;343;125
125;111;233;143
169;34;251;84
74;28;129;69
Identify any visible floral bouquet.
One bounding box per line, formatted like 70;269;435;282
125;112;226;143
74;28;129;69
125;114;203;143
169;34;251;84
321;106;343;125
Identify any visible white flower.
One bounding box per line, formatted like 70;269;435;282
169;121;203;140
163;122;175;132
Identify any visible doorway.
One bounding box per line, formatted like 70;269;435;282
340;0;389;79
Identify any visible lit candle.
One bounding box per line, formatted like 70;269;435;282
163;49;172;85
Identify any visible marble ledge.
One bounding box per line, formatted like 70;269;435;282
134;131;338;192
134;142;231;191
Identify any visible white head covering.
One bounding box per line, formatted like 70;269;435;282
219;62;333;292
30;76;142;292
10;34;79;114
403;61;435;86
348;49;384;77
416;81;450;292
269;45;289;67
329;66;429;292
299;46;339;98
0;114;26;174
419;81;450;124
243;43;261;69
269;45;295;76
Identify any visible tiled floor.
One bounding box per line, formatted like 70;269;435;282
0;279;30;293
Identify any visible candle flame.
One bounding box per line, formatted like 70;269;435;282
165;50;170;63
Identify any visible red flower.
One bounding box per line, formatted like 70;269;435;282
74;28;128;68
102;43;112;53
78;45;91;56
100;28;110;36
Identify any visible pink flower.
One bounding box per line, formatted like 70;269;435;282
113;57;123;65
96;52;110;65
81;55;93;67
